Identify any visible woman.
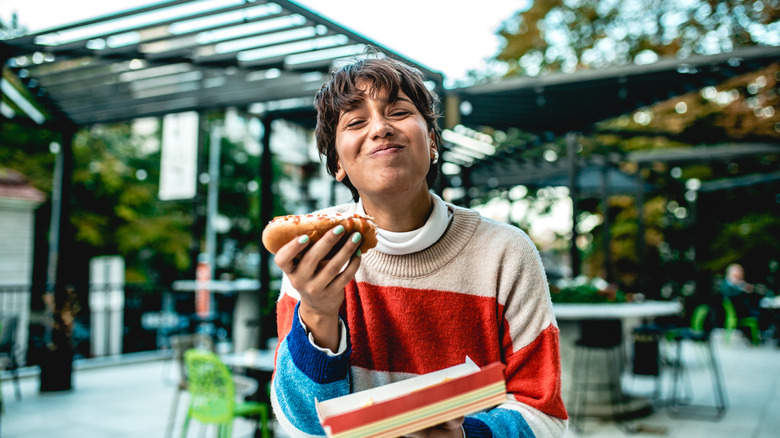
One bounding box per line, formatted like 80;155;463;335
270;57;568;437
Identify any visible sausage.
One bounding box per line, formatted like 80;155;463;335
261;213;378;256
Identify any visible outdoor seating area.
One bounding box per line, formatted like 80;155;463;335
0;328;778;438
1;1;779;437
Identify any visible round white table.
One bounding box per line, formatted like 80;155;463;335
554;300;683;423
553;300;683;320
220;349;275;372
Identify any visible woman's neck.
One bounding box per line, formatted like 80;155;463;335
360;188;433;232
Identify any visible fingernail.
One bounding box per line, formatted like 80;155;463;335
351;232;362;243
298;235;309;244
356;249;362;257
333;225;345;235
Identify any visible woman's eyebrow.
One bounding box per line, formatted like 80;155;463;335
340;94;412;116
341;96;368;114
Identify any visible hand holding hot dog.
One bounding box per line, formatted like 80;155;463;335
264;213;377;351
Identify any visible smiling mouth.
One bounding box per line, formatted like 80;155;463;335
370;144;403;156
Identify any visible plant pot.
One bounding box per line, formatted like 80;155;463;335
39;347;74;392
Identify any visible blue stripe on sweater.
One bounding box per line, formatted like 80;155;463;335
468;408;536;437
287;301;352;384
273;337;351;435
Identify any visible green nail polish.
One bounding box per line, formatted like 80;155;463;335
298;235;309;244
356;249;362;257
333;225;345;235
351;232;362;243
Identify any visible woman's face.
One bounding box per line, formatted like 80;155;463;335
334;84;435;199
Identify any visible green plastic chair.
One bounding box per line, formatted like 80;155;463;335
690;299;760;345
721;298;760;345
181;349;270;438
689;304;712;334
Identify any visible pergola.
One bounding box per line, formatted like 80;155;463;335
0;0;443;390
441;45;780;284
2;0;779;388
0;3;441;286
0;0;443;126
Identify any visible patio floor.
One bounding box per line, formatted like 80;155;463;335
2;330;779;438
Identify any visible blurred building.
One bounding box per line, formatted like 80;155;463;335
0;168;45;364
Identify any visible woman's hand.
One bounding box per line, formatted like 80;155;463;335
273;224;363;351
403;418;465;438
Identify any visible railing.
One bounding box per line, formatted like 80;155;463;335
0;283;240;366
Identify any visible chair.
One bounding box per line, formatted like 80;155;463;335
721;298;761;345
165;333;215;438
666;305;728;420
0;314;21;401
181;349;270;438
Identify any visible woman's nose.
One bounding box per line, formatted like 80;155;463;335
369;116;394;139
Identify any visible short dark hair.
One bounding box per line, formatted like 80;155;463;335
314;57;442;201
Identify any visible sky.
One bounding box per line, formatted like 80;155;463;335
0;0;529;87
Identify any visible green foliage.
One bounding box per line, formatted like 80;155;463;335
550;276;628;303
706;212;780;271
497;0;780;76
486;0;780;299
2;107;296;290
0;121;59;191
66;123;195;283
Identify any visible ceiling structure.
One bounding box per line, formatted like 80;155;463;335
0;0;443;128
449;45;780;135
2;2;779;182
441;45;780;199
462;142;780;198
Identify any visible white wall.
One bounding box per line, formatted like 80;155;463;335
0;198;41;366
0;201;37;284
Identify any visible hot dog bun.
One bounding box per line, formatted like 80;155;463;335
262;213;378;256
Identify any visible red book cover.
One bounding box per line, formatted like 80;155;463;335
316;358;507;438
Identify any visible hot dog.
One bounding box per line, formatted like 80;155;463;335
261;213;378;257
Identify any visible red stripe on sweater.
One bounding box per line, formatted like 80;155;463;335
504;324;568;419
277;294;297;342
345;282;503;375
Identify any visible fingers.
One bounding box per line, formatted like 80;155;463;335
272;224;363;280
316;230;363;277
273;233;313;273
299;225;361;274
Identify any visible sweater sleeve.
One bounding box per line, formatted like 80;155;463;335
271;296;352;437
466;224;568;438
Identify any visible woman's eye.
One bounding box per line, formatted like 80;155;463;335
347;119;364;127
391;110;410;117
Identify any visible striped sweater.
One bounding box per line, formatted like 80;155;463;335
271;202;568;437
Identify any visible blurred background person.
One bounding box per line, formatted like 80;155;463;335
720;263;758;319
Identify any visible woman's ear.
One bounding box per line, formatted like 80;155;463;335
335;160;346;181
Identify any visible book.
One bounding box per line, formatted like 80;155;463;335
315;357;507;438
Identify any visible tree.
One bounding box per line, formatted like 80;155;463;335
486;0;780;298
67;123;194;285
496;0;780;76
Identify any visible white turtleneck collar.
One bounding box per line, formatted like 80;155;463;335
357;193;452;256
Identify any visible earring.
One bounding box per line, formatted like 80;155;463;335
432;149;439;165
